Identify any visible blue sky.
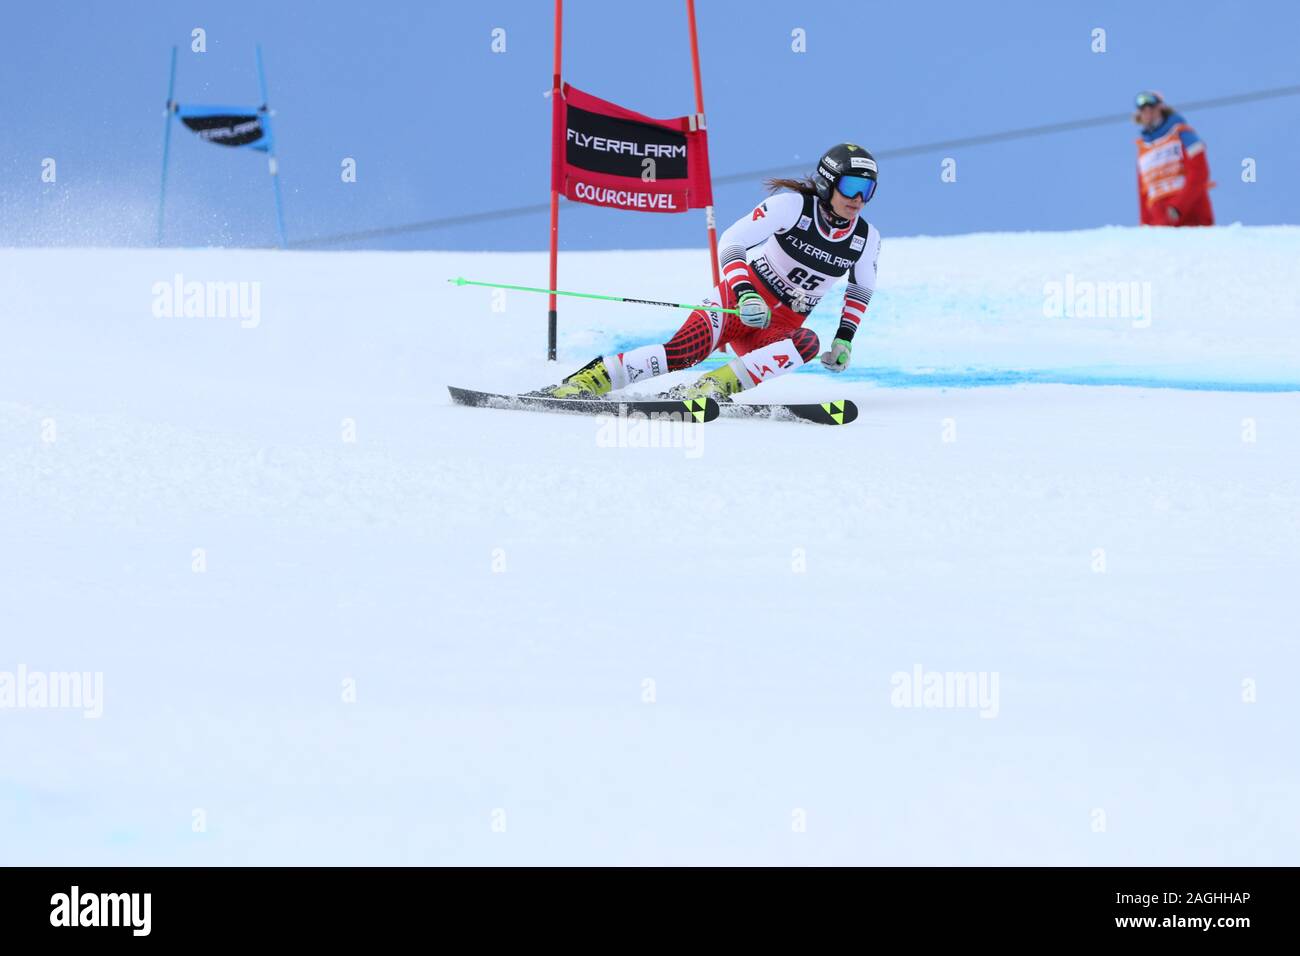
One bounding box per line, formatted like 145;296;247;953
2;0;1296;250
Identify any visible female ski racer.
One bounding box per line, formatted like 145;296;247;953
538;142;881;402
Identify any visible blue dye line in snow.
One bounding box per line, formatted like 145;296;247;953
603;338;1300;393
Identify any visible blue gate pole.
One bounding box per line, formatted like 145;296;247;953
256;44;288;249
156;45;178;246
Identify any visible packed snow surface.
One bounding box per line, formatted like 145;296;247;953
2;226;1297;864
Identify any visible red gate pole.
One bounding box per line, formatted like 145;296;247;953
685;0;720;288
547;0;564;360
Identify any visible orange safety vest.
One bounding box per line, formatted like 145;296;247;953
1136;122;1195;205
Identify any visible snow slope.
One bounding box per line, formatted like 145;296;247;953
2;227;1298;865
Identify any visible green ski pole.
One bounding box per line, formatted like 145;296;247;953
448;277;740;315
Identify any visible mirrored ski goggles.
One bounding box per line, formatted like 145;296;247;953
836;175;877;201
1135;92;1161;108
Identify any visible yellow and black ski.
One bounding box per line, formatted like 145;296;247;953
717;399;858;425
449;387;719;423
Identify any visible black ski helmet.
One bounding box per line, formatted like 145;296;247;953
813;143;878;203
